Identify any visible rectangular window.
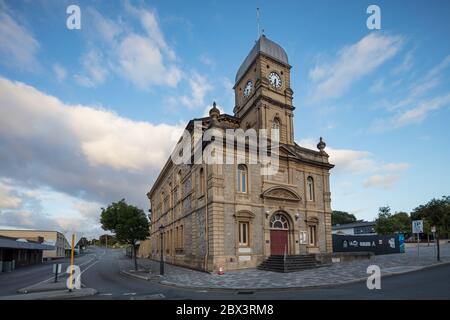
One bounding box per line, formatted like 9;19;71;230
239;222;249;246
241;173;246;193
309;226;316;246
299;231;307;244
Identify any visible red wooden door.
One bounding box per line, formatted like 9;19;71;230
270;230;288;255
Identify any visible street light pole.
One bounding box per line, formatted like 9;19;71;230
159;224;165;275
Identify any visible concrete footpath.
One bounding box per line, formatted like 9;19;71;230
119;243;450;290
0;288;97;300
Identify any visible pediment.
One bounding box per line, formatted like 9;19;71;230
233;210;255;219
279;145;298;158
261;186;301;202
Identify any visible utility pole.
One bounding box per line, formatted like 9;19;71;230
68;234;75;291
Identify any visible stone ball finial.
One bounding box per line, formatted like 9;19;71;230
317;137;326;152
209;101;220;118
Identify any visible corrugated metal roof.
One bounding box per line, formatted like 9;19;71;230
0;236;54;250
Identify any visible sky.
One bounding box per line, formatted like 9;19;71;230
0;0;449;239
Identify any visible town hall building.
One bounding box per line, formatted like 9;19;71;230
146;35;334;272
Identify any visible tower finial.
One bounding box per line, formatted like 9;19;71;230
256;8;261;39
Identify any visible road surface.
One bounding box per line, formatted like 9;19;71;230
1;246;449;299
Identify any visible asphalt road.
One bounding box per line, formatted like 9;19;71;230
81;247;450;300
1;246;449;299
0;252;97;296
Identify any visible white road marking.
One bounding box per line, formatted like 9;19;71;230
80;260;100;275
98;293;113;296
123;292;136;296
19;253;99;291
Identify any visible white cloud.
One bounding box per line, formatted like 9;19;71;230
52;64;67;82
392;50;414;75
87;7;123;44
138;9;176;60
0;76;183;172
298;138;410;189
371;55;450;131
117;34;181;89
0;76;189;236
0;76;184;218
308;33;403;101
74;49;109;88
179;73;213;109
0;11;40;72
363;174;400;189
76;6;182;90
298;138;376;174
370;78;385;93
393;93;450;127
0;180;22;209
199;53;216;67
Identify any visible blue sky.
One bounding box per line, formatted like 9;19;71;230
0;0;449;238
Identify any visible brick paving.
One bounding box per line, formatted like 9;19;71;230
120;243;450;289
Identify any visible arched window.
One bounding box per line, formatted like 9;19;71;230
236;164;248;193
270;213;289;229
307;176;315;201
199;167;205;195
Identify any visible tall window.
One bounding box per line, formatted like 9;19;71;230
168;183;172;207
236;164;248;193
309;225;317;246
239;222;249;246
307;176;315;201
180;225;184;248
177;170;182;199
199;168;205;195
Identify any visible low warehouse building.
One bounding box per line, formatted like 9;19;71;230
0;235;54;272
0;229;68;260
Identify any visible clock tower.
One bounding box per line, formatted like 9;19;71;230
233;35;295;145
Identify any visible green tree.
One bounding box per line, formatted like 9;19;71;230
332;210;357;225
375;206;394;235
411;196;450;261
375;207;412;236
391;212;411;236
100;199;150;270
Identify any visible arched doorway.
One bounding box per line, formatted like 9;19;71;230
270;213;289;255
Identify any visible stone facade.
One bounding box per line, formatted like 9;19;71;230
146;35;334;272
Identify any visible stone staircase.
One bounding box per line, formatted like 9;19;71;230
257;254;319;272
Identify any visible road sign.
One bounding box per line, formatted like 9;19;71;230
412;220;423;234
53;263;62;274
431;226;436;233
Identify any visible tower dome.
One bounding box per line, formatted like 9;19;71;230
235;35;289;84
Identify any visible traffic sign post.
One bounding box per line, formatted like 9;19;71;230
412;220;423;257
53;263;62;283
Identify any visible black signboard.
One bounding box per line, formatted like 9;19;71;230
332;234;403;255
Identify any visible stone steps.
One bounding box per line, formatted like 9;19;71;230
257;254;319;273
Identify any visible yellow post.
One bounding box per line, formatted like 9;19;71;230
69;234;75;291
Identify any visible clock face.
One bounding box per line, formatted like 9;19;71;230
268;72;282;89
243;80;253;97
